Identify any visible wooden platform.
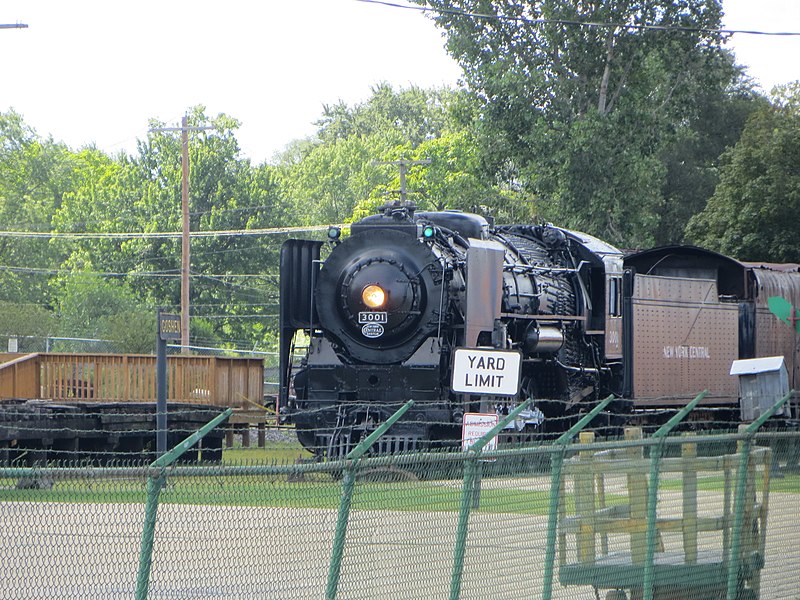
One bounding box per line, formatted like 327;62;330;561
555;428;771;600
560;549;727;590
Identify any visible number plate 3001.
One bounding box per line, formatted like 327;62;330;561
358;311;387;324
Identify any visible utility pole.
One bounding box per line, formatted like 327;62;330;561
373;159;431;203
149;116;214;353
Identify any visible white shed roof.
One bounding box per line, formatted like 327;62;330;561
730;356;786;376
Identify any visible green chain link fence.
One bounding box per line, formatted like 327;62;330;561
2;396;800;599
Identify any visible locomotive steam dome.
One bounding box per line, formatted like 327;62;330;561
315;223;445;364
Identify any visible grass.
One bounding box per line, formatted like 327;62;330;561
659;472;800;493
222;441;312;465
0;468;626;515
4;439;797;512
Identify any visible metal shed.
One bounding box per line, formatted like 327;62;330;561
730;356;789;421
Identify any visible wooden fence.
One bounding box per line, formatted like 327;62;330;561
0;353;263;409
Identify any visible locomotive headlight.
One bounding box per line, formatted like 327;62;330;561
362;284;386;308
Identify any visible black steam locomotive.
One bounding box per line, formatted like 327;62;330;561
279;202;800;459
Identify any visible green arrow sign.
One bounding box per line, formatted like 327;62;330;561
768;296;800;333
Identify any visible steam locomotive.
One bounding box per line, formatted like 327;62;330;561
279;202;800;459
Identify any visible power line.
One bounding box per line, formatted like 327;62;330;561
355;0;800;37
0;224;342;240
0;265;279;280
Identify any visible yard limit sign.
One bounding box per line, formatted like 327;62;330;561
157;310;182;454
452;347;522;451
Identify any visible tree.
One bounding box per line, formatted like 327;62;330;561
0;302;54;351
415;0;756;246
51;107;292;349
0;110;79;304
278;84;506;224
685;83;800;262
316;83;461;146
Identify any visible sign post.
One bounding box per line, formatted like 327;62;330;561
156;310;181;455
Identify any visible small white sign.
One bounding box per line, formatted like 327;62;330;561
462;412;499;452
451;348;522;397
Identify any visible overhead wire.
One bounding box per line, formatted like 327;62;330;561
0;223;343;239
354;0;800;37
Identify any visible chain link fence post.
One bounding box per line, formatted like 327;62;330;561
726;390;794;600
325;400;414;600
542;394;615;600
449;398;533;600
134;408;232;600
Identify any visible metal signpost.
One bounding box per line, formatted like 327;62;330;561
156;310;181;454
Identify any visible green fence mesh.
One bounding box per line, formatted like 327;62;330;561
2;424;800;599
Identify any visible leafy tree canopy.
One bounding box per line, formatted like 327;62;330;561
414;0;758;247
277;84;512;224
685;82;800;262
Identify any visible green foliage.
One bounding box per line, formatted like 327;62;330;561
685;83;800;262
0;302;54;339
0;110;79;304
280;134;387;224
0;107;291;351
416;0;758;247
316;83;461;146
279;84;514;225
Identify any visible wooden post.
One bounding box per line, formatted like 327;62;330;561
626;427;647;563
258;421;266;448
682;437;698;564
576;431;596;564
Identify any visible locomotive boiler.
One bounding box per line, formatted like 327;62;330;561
279;202;627;458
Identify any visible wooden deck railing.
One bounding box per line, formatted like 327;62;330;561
0;353;263;408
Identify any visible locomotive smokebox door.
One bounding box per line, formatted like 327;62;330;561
730;356;789;421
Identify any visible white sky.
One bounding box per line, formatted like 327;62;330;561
1;0;799;165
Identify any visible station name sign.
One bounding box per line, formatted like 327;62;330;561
158;312;182;341
451;347;522;397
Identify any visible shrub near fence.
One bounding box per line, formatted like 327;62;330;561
2;415;800;598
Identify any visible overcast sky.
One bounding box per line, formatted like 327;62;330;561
1;0;798;164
